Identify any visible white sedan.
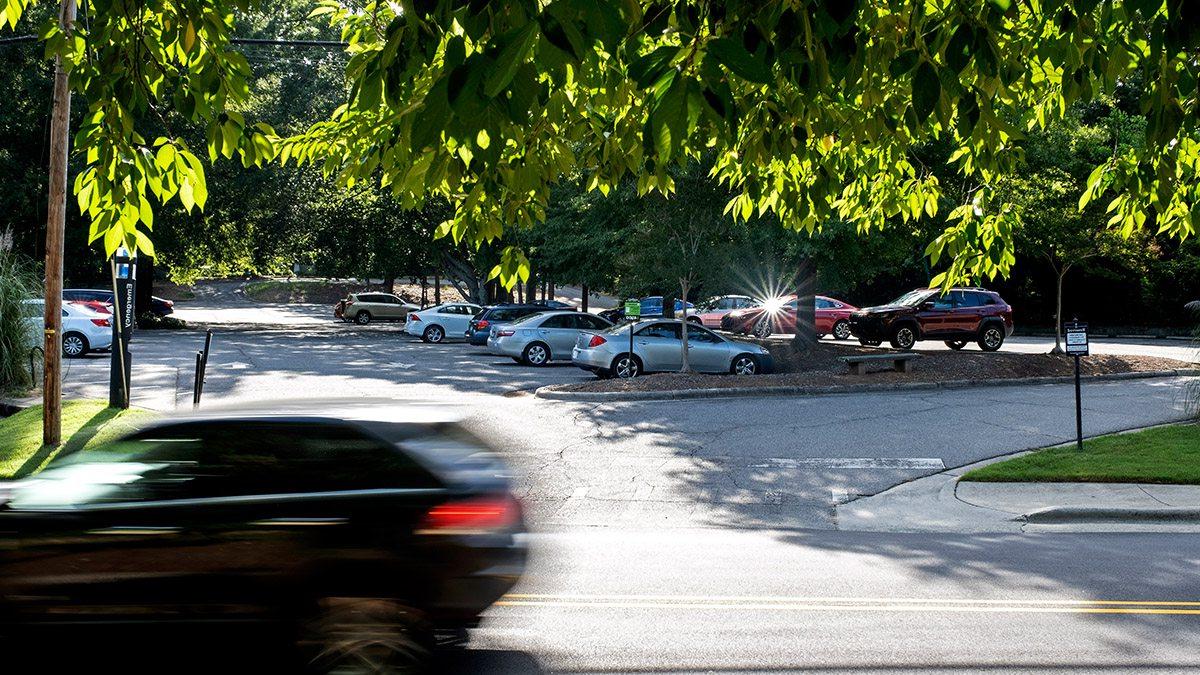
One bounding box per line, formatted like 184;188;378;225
403;302;483;343
22;299;114;357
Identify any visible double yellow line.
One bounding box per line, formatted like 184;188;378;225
497;593;1200;615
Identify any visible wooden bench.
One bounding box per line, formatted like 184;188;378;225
840;353;922;375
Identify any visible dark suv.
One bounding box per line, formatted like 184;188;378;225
848;288;1014;351
465;304;545;345
0;406;526;671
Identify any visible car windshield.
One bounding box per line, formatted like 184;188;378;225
889;289;935;307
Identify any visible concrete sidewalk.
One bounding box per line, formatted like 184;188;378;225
836;447;1200;534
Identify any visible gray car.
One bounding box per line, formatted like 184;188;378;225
486;311;614;365
571;319;774;378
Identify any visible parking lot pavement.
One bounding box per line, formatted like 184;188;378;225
55;325;1197;532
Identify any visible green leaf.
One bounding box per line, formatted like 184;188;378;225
912;61;940;124
630;46;680;88
707;38;772;84
484;24;539;98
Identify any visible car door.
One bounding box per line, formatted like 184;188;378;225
634;322;682;372
918;292;957;336
952;291;989;334
814;297;835;333
379;295;402;319
685;323;730;372
535;314;577;358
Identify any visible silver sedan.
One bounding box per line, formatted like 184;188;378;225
487;311;614;365
571;319;774;378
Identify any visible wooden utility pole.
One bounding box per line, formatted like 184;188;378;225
42;0;77;447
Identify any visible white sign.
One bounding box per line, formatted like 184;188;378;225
1064;322;1088;356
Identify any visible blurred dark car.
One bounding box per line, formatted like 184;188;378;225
0;405;526;671
63;288;174;317
465;304;545;345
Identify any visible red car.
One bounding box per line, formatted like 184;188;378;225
720;295;858;340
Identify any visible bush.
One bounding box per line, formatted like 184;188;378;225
137;312;187;330
0;249;41;393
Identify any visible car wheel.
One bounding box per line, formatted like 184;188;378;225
832;320;852;341
523;342;550;366
299;597;434;674
752;320;772;339
611;353;642;379
730;354;758;375
354;311;371;325
687;316;702;324
978;325;1005;352
890;325;917;350
62;332;88;358
422;325;444;343
945;340;968;350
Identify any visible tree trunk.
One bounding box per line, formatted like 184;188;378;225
516;280;523;304
1052;265;1068;354
434;272;441;305
679;279;691;372
384;276;395;294
548;280;555;302
420;277;428;307
792;258;817;349
580;283;589;312
663;292;676;319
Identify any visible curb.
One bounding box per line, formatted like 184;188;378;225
535;368;1200;402
1021;506;1200;524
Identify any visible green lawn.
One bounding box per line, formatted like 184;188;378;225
0;400;155;479
962;423;1200;484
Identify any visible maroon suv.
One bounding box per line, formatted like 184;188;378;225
847;288;1014;351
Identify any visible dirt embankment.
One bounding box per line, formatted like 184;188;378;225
242;280;465;305
557;340;1197;394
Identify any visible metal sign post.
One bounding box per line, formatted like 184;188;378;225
1064;320;1089;451
624;299;641;377
109;248;136;409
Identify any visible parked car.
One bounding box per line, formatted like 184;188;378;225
487;311;614;365
694;295;756;328
336;292;418;325
404;302;483;343
572;319;774;378
465;304;546;345
63;288;174;316
720;295;858;340
21;298;113;357
0;404;527;671
848;287;1014;351
528;299;577;311
597;296;698;323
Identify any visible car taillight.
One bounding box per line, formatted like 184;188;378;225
497;329;515;337
588;334;607;348
409;314;421;321
477;319;490;330
418;496;520;535
91;318;111;327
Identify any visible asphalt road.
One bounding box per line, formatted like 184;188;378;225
452;528;1200;673
46;322;1200;672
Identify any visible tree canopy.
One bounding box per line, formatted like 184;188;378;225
3;0;1198;289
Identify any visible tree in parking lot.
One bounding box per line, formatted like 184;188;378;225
4;0;1199;292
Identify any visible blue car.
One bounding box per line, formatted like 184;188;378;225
598;296;697;323
465;304;545;345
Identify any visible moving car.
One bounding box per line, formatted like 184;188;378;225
572;319;774;378
721;295;858;340
0;403;526;671
21;298;113;357
486;311;614;365
404;302;483;343
848;287;1014;351
63;288;174;317
336;292;418;325
465;304;546;345
694;295;756;328
597;296;698;323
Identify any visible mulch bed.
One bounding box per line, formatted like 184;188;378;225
557;340;1197;394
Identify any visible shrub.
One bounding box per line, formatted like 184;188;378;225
0;248;41;393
